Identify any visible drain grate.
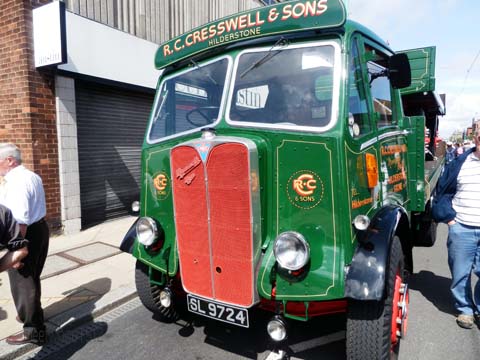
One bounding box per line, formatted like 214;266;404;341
17;299;141;360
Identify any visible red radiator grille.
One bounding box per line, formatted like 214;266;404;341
171;141;255;307
171;146;212;298
207;144;253;307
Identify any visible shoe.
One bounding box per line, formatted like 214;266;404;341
456;314;474;329
6;331;46;346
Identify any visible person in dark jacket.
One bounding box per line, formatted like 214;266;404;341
0;205;29;272
432;128;480;329
445;141;456;164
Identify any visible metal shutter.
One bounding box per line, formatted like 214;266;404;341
76;80;154;227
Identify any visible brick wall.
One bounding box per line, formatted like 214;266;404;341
0;0;61;229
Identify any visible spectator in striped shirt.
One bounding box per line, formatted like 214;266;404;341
432;127;480;329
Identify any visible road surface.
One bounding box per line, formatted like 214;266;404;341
20;224;480;360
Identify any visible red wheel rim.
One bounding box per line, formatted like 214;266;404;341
391;271;409;347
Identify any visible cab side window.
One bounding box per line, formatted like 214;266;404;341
348;40;370;136
367;54;393;127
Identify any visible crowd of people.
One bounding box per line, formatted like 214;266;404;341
445;139;476;164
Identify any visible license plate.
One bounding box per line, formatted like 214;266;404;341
187;294;249;328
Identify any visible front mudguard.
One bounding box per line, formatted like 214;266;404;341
119;218;140;254
344;206;408;300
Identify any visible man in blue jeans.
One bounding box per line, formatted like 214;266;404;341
433;128;480;329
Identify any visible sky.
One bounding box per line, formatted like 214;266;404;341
347;0;480;138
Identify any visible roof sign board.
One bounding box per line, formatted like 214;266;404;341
33;1;67;68
155;0;346;69
399;46;436;95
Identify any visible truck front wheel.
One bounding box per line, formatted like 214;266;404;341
346;236;408;360
135;260;179;322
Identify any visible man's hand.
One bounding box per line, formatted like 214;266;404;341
0;247;28;272
11;247;28;269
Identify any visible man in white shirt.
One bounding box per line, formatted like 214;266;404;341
432;128;480;329
0;143;49;345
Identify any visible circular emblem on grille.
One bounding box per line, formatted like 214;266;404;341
287;170;324;209
153;172;170;199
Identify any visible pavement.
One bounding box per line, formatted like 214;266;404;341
0;216;138;360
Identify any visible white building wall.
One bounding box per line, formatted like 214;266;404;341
55;75;82;234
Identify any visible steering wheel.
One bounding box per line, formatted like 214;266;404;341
186;106;219;126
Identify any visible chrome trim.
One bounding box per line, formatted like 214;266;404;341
273;231;310;271
359;137;378;151
146;55;233;144
136;216;158;246
377;130;408;141
225;40;342;134
359;130;408;151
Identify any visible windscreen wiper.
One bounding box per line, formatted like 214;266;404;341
240;37;289;79
190;59;218;86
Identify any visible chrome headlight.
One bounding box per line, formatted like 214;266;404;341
136;217;158;247
267;316;287;342
353;215;370;231
273;231;310;271
131;200;140;213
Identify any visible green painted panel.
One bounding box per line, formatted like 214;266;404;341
405;116;427;211
258;139;343;300
344;143;380;243
155;0;346;69
135;146;178;276
379;137;409;207
399;46;436;95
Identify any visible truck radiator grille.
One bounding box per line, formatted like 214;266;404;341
171;141;255;307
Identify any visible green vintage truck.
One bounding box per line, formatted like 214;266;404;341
120;1;445;358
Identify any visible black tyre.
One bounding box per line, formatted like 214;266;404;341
346;236;408;360
135;260;179;322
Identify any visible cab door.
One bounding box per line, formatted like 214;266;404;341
344;35;380;248
362;39;409;208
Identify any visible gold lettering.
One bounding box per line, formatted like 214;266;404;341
352;197;373;209
163;44;173;56
387;172;406;184
393;183;403;192
268;8;279;22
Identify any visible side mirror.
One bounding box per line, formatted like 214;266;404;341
389;53;411;89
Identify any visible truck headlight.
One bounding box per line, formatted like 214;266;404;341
353;215;370;231
273;231;310;271
131;200;140;213
136;217;158;247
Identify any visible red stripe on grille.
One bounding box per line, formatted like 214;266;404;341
171;146;212;298
207;143;253;306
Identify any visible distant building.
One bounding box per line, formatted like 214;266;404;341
473;119;480;135
466;127;473;138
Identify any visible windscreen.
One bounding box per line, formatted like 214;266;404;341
228;43;337;129
148;58;229;142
